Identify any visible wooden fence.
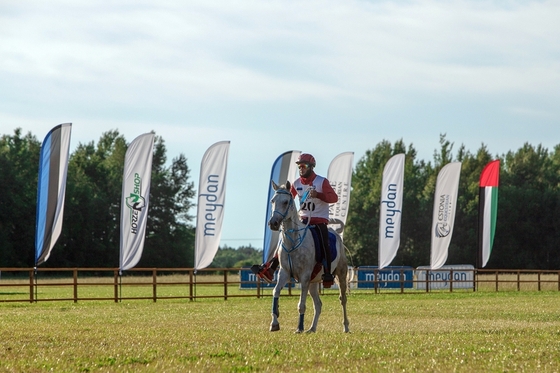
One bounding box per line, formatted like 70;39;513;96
1;267;560;303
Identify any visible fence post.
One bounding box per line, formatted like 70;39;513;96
517;271;520;291
224;271;228;300
400;268;404;294
449;270;453;293
189;270;194;301
426;270;430;293
29;269;34;303
495;271;499;292
374;268;378;294
152;269;157;302
73;269;78;303
114;270;119;303
538;271;541;291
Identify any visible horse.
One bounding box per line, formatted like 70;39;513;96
267;180;350;333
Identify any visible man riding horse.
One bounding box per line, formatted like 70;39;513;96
252;153;338;287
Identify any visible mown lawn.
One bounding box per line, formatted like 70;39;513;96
2;291;560;372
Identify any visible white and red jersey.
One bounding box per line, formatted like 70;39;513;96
291;172;338;225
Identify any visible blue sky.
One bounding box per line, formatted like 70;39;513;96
1;0;559;251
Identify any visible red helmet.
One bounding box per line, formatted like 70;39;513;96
296;153;316;167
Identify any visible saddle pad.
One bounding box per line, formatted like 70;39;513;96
309;226;338;263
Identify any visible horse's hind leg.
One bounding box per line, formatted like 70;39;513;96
306;282;322;333
336;264;350;333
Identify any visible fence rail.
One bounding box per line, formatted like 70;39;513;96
1;267;560;303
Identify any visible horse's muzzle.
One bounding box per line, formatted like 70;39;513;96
268;219;280;231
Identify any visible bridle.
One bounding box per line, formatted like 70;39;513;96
271;189;294;220
271;188;309;254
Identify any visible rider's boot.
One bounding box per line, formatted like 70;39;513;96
318;224;335;288
251;256;279;283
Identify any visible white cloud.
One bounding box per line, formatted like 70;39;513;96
2;0;559;109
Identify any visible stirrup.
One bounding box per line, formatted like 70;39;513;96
322;272;334;288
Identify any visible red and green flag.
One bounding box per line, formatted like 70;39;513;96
478;160;500;268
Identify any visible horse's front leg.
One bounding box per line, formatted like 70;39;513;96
270;268;290;332
295;277;311;333
306;282;322;333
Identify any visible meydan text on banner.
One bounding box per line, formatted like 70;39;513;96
415;265;475;290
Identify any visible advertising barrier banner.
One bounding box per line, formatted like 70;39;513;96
415;264;475;290
357;266;414;289
238;268;295;289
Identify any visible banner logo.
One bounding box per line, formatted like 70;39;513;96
435;222;451;238
382;183;401;239
125;172;146;235
435;194;452;238
200;174;223;237
329;180;350;218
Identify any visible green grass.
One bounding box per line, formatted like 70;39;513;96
2;291;560;372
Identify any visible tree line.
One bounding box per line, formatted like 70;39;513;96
2;129;559;269
344;135;560;269
0;129;196;268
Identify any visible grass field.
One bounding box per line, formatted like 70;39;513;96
2;289;560;372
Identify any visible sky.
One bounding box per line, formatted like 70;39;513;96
1;0;559;252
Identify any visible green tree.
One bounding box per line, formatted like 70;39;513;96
492;143;560;269
344;139;431;267
53;130;127;267
210;245;262;268
449;144;495;266
138;136;196;268
51;130;196;268
4;126;560;271
344;140;391;266
397;142;431;266
0;129;41;266
345;135;502;269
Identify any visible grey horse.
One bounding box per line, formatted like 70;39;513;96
267;180;350;333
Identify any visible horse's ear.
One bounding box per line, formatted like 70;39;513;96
286;180;291;191
271;180;279;191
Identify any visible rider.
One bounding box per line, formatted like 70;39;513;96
252;153;339;288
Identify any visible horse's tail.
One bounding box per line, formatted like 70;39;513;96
340;243;356;294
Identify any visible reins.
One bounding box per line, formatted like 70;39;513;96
272;188;311;279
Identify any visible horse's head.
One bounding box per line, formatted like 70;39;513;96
268;180;294;231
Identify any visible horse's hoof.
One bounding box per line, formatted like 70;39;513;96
270;324;280;332
294;329;304;334
305;329;316;334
